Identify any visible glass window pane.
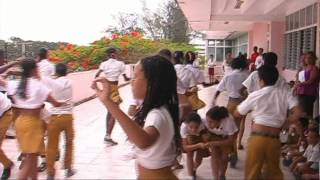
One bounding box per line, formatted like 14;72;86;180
225;48;232;58
208;40;215;46
286;16;289;31
216;40;224;46
225;40;232;46
289;14;294;30
207;47;215;58
216;48;224;62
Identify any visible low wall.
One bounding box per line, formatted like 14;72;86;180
69;64;134;104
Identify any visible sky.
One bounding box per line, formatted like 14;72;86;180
0;0;165;45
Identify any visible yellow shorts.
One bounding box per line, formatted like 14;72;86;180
15;114;44;154
187;92;205;111
186;134;210;157
110;84;122;104
203;133;232;153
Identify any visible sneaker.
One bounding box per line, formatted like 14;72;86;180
229;154;238;168
104;137;118;146
38;162;47;172
65;169;76;178
237;144;244;150
1;163;13;180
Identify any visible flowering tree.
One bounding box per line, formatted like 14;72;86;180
49;32;195;72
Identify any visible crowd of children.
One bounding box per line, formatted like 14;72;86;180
0;46;319;180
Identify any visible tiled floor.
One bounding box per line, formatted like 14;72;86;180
2;84;294;179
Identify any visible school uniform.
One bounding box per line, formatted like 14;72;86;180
38;59;55;77
242;70;289;94
0;93;13;168
41;76;74;176
237;86;298;180
303;142;320;170
180;122;209;157
7;78;51;154
216;69;249;114
135;106;178;180
99;58;126;104
185;64;206;111
203;115;238;153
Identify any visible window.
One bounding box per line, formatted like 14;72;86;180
313;3;318;24
299;9;306;28
306;5;313;26
216;48;224;62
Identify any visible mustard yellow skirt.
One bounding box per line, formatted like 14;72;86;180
137;164;178;180
110;84;122;104
187;92;205;111
15;114;44;154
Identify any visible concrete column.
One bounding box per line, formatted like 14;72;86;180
269;21;286;70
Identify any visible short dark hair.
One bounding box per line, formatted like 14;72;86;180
158;49;172;60
55;63;68;76
173;51;184;64
258;65;279;86
185;112;202;124
253;46;258;50
231;57;247;70
105;47;117;57
38;48;48;59
263;52;278;67
308;128;319;137
206;106;229;121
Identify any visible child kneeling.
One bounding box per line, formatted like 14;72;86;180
204;106;238;180
180;112;209;178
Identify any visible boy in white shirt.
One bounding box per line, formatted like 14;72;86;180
290;128;319;178
204;106;238;180
180;112;208;178
254;48;264;69
95;48;130;145
242;52;288;94
234;65;301;180
36;48;55;77
0;92;14;179
41;63;75;179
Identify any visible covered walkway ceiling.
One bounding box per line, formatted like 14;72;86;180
178;0;318;38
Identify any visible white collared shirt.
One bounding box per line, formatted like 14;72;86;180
0;92;11;117
41;76;73;114
38;59;55;77
175;64;197;94
180;122;205;138
185;64;205;84
99;58;126;81
136;106;176;169
204;115;238;136
242;71;289;94
7;78;51;109
217;69;249;98
237;86;298;128
303;142;320;163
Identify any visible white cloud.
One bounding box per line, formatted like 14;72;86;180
0;0;165;45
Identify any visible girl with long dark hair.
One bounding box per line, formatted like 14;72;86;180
92;55;181;179
4;59;62;179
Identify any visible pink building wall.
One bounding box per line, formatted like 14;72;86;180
248;23;268;55
269;21;285;70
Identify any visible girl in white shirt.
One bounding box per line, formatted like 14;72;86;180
92;55;181;179
5;59;62;180
180;112;208;178
204;106;238;180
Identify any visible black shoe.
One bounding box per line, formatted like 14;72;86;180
192;170;196;180
38;162;47;172
17;153;24;161
55;153;60;161
229;154;238;168
1;163;13;180
47;176;54;180
237;144;244;150
104;138;118;146
65;169;76;178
